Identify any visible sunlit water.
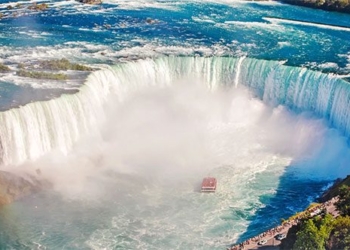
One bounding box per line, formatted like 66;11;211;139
0;1;350;249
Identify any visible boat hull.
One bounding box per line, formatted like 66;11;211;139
201;177;217;192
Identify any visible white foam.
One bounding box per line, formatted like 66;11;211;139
0;42;232;90
78;27;105;33
3;57;349;249
101;0;179;10
339;52;350;72
264;17;350;33
224;20;285;32
303;61;341;74
18;30;52;39
0;43;106;89
0;0;48;9
187;0;280;6
318;62;339;69
108;44;233;60
192;16;216;24
277;41;291;47
51;0;79;8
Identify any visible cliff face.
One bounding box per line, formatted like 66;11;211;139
0;171;49;206
75;0;102;4
318;175;350;202
280;0;350;14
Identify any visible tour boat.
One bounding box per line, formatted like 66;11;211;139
201;177;217;192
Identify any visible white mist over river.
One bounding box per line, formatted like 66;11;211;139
2;57;347;249
0;0;350;248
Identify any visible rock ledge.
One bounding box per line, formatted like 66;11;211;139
0;170;50;206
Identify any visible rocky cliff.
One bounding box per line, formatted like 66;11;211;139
318;175;350;202
0;170;49;206
280;0;350;14
76;0;102;4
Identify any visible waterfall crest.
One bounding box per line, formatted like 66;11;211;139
0;57;348;166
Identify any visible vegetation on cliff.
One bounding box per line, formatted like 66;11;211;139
280;0;350;13
5;2;48;12
17;70;68;80
281;176;350;250
293;214;334;249
5;59;95;80
286;214;350;250
0;63;10;72
335;185;350;216
39;59;94;71
75;0;102;4
328;216;350;249
27;3;49;11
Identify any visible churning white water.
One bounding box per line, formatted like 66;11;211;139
2;57;350;249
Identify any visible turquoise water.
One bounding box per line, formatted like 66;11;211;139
0;1;350;249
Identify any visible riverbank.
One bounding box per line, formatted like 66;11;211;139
229;196;339;250
278;0;350;14
0;170;49;206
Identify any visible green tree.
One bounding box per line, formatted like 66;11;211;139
335;185;350;216
337;0;350;8
293;219;325;250
328;216;350;250
318;214;334;240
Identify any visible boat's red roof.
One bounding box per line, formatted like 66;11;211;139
201;177;217;188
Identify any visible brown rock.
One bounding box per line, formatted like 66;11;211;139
76;0;102;4
0;170;50;206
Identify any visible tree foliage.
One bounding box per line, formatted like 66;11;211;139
327;216;350;250
17;70;67;80
293;219;325;250
335;185;350;216
318;214;334;240
290;178;350;250
39;59;93;71
293;214;334;250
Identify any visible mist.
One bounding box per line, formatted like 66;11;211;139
20;76;350;199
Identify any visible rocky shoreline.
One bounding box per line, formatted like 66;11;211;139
230;197;339;250
318;175;350;202
279;176;350;249
278;0;350;14
230;175;350;250
75;0;102;4
0;170;50;206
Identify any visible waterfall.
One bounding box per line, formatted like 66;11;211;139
234;56;245;88
0;69;114;165
0;56;348;166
